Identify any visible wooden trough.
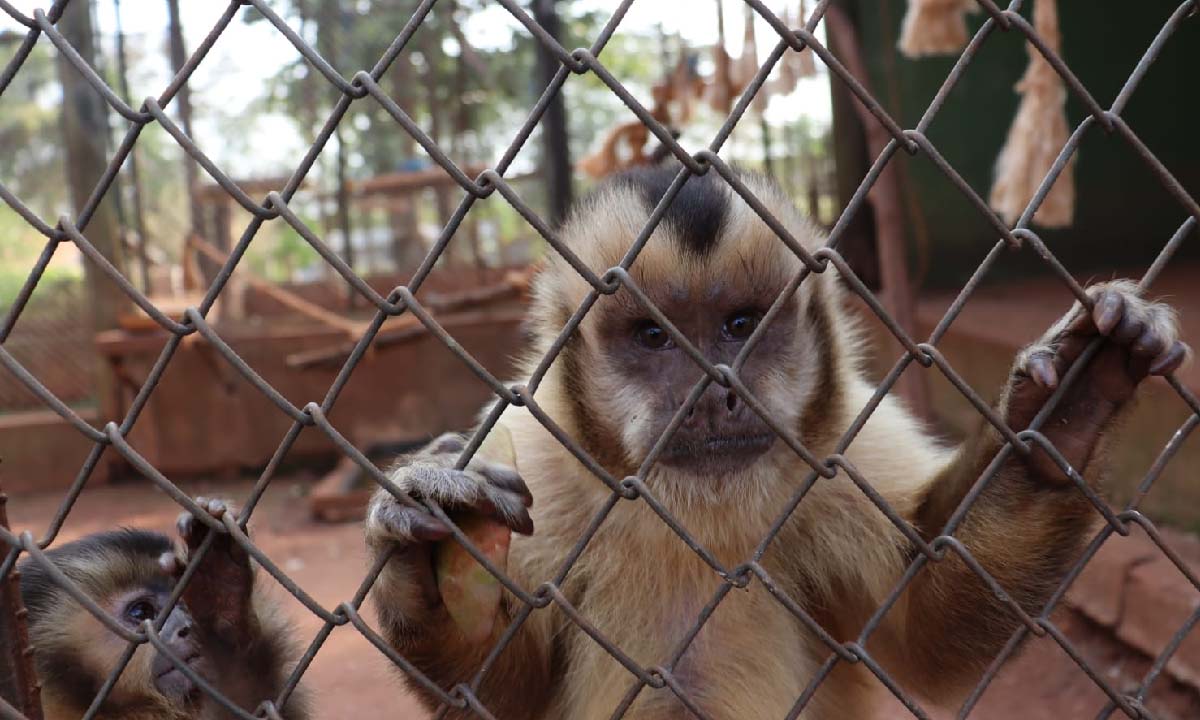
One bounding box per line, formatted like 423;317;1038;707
95;266;533;525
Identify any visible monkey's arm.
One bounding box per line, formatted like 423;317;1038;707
366;433;553;720
173;499;309;719
878;282;1187;700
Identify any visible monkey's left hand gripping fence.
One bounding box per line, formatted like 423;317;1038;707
1;0;1198;719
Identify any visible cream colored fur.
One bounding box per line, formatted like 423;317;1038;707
371;175;959;719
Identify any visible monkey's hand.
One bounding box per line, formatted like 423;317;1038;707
168;497;256;647
365;433;533;638
1007;280;1189;482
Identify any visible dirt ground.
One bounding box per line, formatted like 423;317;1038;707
5;474;1197;719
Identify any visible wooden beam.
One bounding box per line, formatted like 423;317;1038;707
825;6;931;420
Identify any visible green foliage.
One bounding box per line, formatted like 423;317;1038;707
245;220;322;282
0;264;82;312
0;42;68;220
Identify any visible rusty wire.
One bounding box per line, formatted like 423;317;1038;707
0;0;1198;718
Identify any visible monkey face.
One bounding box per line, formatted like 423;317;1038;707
589;285;806;477
107;585;209;705
538;167;828;490
28;536;213;713
134;597;208;702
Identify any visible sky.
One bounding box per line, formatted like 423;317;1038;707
1;0;832;177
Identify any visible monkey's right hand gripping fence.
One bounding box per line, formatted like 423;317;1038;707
1;0;1198;718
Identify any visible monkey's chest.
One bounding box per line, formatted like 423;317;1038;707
559;578;814;720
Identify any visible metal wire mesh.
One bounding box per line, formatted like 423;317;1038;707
0;280;93;412
1;1;1199;719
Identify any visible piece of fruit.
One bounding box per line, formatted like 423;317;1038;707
434;426;518;644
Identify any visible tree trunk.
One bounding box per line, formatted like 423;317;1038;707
532;0;572;225
58;0;130;469
114;0;153;293
420;25;454;261
165;0;208;287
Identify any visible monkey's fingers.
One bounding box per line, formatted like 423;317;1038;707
399;465;533;535
422;434;531;508
370;501;452;545
1040;290;1124;383
1025;350;1059;390
158;551;186;578
1150;341;1190;376
1091;289;1125;336
426;432;468;456
472;478;534;535
1033;284;1183;389
176;497;240;551
474;461;533;508
1089;287;1180;382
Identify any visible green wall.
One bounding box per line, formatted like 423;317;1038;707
838;0;1200;288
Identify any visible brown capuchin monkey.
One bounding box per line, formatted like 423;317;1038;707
17;498;309;719
365;165;1189;719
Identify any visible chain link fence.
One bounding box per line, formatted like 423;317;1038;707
2;0;1199;718
0;278;93;412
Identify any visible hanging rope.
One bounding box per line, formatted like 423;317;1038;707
898;0;973;57
989;0;1075;227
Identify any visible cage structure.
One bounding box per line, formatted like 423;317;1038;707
0;0;1198;719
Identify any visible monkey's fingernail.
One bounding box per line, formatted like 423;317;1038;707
1028;356;1058;389
1132;327;1166;359
1113;315;1146;345
410;513;452;542
431;434;466;455
514;512;534;536
485;467;533;507
1093;292;1123;335
1150;341;1188;375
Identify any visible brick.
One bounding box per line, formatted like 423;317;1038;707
1117;554;1200;688
1065;530;1157;628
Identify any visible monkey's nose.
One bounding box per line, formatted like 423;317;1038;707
682;389;741;429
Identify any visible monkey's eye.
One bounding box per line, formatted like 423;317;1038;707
633;320;673;350
722;311;762;341
124;599;158;625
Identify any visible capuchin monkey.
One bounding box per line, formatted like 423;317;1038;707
365;165;1188;719
18;498;308;720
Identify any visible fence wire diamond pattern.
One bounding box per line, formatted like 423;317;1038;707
1;0;1199;718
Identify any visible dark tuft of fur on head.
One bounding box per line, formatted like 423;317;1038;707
19;528;173;618
583;163;731;258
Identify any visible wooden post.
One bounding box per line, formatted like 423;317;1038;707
57;0;130;465
0;479;43;719
825;6;931;421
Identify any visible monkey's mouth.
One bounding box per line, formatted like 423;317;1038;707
155;652;203;679
153;651;210;701
658;433;776;472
